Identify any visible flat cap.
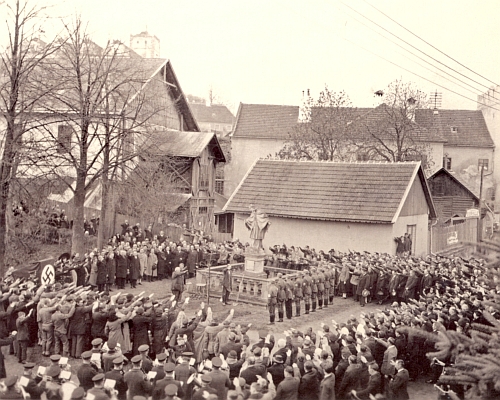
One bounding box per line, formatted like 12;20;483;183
131;355;142;363
164;362;175;373
211;357;222;367
164;384;178;396
138;344;149;352
92;373;105;382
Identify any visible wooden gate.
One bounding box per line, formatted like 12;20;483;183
431;217;478;254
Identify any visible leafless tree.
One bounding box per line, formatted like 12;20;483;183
351;79;434;170
276;86;355;161
0;0;61;275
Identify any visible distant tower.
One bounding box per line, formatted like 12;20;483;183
129;31;160;58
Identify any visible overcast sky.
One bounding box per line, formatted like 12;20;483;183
3;0;500;114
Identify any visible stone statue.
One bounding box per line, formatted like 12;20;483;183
245;205;270;251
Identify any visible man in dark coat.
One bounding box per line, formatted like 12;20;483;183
267;354;286;387
77;351;98;392
115;251;128;289
275;365;300;400
338;356;363;399
298;361;320;400
91;305;108;342
171;266;187;303
152;362;184;400
124;355;153;400
319;362;335;400
105;357;128;400
20;363;44;400
357;268;371;307
128;252;141;289
388;360;410;400
69;298;93;358
353;363;383;400
131;308;151;356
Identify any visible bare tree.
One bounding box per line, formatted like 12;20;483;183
34;18;163;255
276;86;355;161
350;79;433;170
0;0;61;275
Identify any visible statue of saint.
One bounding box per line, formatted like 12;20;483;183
245;206;270;251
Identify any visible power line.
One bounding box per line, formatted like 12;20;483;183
337;5;493;102
362;0;499;88
340;1;494;93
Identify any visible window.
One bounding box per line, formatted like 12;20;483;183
478;159;489;171
443;156;452;170
199;207;208;214
356;152;369;161
57;125;73;154
215;179;224;194
450;126;458;133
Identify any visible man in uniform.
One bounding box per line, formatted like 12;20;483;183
87;374;111;400
311;268;319;312
152;362;184;400
276;274;286;322
124;355;152;400
284;276;294;320
268;279;278;325
138;344;153;374
294;272;304;317
0;376;23;399
20;363;44;400
77;351;98;392
105;356;128;400
317;268;325;310
302;270;312;315
323;267;330;308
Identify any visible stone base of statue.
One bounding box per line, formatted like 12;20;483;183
244;248;267;278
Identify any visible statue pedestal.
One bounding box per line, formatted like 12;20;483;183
244;253;267;278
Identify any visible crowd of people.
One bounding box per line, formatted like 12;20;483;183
0;230;497;400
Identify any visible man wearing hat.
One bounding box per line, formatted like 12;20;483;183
87;374;111;400
77;351;98;392
20;363;44;400
69;297;93;359
302;270;312;314
0;376;22;399
124;355;152;400
152;363;184;400
206;356;231;400
150;353;167;383
173;352;196;399
267;354;286;386
219;331;242;360
70;387;85;400
105;357;128;400
276;273;286;322
102;339;123;373
91;338;104;370
192;374;217;400
267;280;278;325
294;272;304;317
40;365;62;399
222;265;232;306
138;345;153;374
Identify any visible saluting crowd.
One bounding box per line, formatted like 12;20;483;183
0;226;495;400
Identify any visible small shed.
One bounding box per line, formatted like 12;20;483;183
224;160;436;256
427;168;479;223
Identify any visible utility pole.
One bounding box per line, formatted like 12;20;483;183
477;164;485;243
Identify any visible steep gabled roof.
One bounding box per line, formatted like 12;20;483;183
147;130;225;162
231;103;299;139
415;109;494;148
188;103;235;125
428;168;480;201
224;160;435;223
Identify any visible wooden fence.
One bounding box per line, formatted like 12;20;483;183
431;217;478;254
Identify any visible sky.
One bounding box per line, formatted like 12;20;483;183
3;0;500;114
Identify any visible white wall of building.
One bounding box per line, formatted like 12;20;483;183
392;214;429;257
224;137;285;198
233;213;397;254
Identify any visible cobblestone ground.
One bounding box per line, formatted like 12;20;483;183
3;275;436;398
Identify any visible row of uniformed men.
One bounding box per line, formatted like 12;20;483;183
267;266;338;324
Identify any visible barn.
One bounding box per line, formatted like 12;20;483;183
223;160;437;256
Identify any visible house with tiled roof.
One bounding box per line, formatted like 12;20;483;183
224;103;300;198
224;160;436;255
188;103;235;137
415;109;495;206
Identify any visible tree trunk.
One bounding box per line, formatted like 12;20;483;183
71;171;87;257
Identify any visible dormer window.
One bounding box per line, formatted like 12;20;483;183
450;126;458;133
